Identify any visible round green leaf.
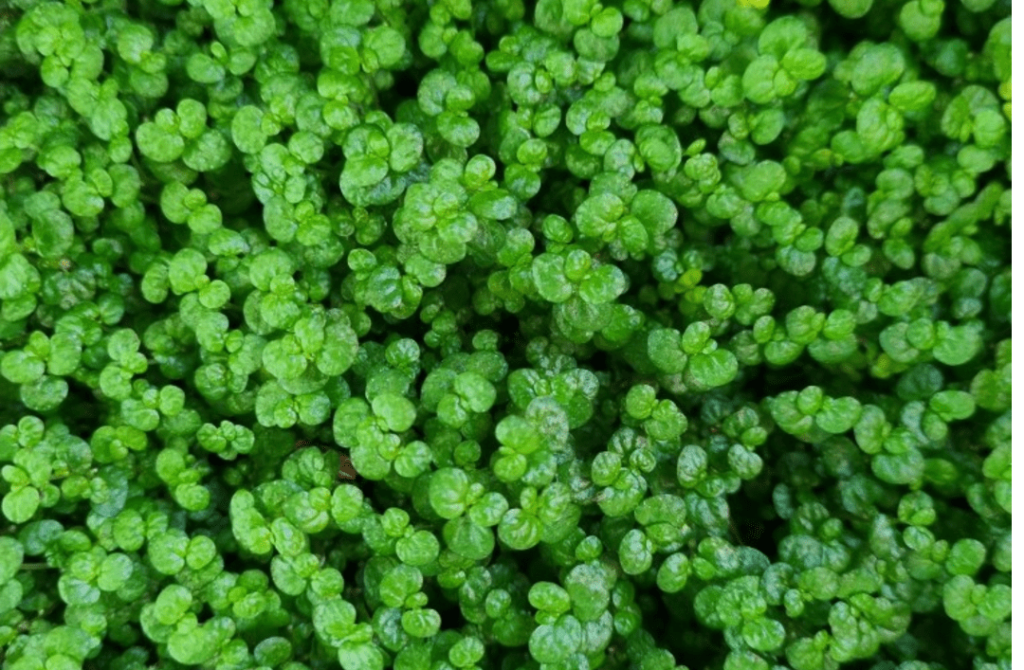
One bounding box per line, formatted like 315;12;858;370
443;517;495;561
3;487;40;524
428;468;470;519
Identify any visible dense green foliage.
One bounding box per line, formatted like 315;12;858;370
0;0;1012;669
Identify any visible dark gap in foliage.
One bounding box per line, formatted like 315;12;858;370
731;478;783;558
903;613;977;668
353;477;394;514
939;492;982;521
371;483;412;513
532;168;585;222
438;600;467;632
658;592;725;668
842;655;898;670
490;309;529;358
218;538;264;579
580;346;610;379
203;162;259;217
974;562;1002;587
379;69;422;122
423;576;468;630
516;545;560;586
743;361;814;400
340;554;363;593
61;380;110;437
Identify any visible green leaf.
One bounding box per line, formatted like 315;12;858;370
337;640;386;670
625;385;657;420
636;125;683;172
254;638;294;667
372;393;417;432
443;516;495;560
686;350;738;390
232;105;268;154
529;582;572;613
946;539;986;576
364;27;406;69
0;254;40;299
396;530;440;567
469;189;517;220
618;529;653;575
648;329;687;374
2;351;45;385
380;564;422;607
529;615;583;664
735;161;787;202
564;564;610;622
149;531;189;574
579;265;627;304
978;584;1011;622
828;0;874;19
136;122;184;163
631;190;678;235
454;372;497;413
872;449;925;486
183;130;231;172
742;617;787;652
0;536;24;582
154;584;193;626
96;553;133;592
31;208;74;260
929;390;975;422
942;575;976;621
532;254;574;303
970;366;1010;412
782;48;827;81
815;397;862;434
168;249;208;294
498;509;541;550
2;487;40;524
343;156;389;190
271;554;310;595
167;622;223;665
428;468;470;519
574;193;625;239
58;574;100;605
656;553;691;594
402;608;442;638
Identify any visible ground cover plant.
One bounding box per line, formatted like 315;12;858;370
0;0;1012;669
